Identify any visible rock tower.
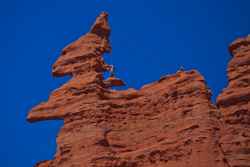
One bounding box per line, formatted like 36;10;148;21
28;13;250;167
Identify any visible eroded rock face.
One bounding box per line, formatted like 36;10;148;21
28;12;250;167
217;35;250;167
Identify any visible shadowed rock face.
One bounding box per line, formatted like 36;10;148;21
28;12;250;167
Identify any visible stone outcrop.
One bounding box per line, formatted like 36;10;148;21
27;12;250;167
217;35;250;167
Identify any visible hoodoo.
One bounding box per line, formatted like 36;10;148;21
28;12;250;167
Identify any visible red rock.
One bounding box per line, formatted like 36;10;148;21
104;77;126;88
217;35;250;167
27;12;250;167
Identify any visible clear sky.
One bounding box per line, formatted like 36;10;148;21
2;0;250;166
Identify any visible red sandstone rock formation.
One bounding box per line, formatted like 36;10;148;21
27;12;250;167
217;35;250;167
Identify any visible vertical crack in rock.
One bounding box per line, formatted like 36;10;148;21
27;12;250;167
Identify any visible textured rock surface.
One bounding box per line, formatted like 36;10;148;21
217;35;250;167
28;12;250;167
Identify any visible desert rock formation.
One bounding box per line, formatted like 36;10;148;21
217;35;250;167
27;12;250;167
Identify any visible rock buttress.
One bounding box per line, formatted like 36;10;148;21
27;12;245;167
217;35;250;167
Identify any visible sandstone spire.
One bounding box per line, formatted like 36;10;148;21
28;12;250;167
217;35;250;167
28;12;124;123
52;11;111;77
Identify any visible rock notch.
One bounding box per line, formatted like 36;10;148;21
28;12;250;167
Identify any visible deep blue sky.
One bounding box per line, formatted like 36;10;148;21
2;0;250;166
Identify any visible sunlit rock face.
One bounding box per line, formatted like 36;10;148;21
28;12;250;167
217;35;250;167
